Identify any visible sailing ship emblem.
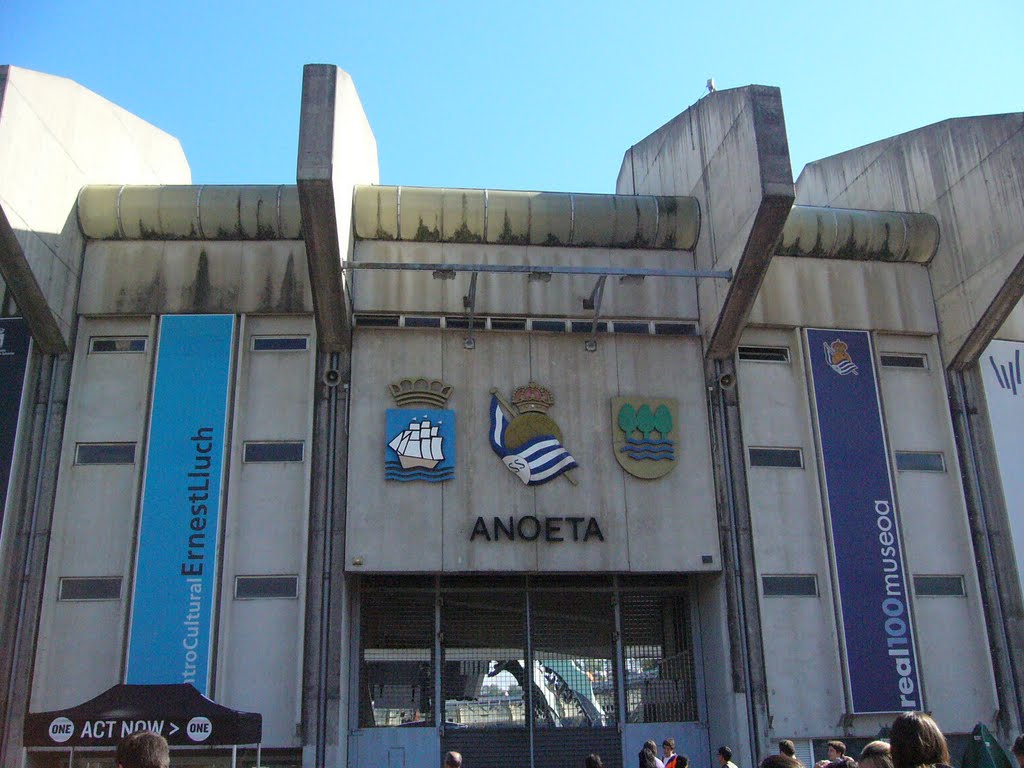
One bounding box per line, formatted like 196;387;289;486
385;378;455;482
611;397;678;479
488;382;578;486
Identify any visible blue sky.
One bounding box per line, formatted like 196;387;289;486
5;1;1023;192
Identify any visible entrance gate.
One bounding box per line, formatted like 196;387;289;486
350;576;705;768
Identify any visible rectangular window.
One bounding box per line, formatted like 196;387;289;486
444;316;486;330
403;316;442;329
235;575;299;599
75;443;136;465
252;336;308;352
570;320;608;334
880;353;928;369
748;447;803;468
612;321;650;335
355;314;401;328
490;318;527;331
89;337;146;353
895;451;945;472
59;577;122;601
762;575;818;597
243;441;304;463
653;322;698;336
914;575;965;597
739;345;790;363
530;319;567;333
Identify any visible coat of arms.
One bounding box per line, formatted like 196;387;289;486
385;378;455;482
488;382;578;486
611;397;678;479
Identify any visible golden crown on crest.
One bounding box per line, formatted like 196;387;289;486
511;382;554;413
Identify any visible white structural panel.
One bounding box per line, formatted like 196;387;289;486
981;339;1024;600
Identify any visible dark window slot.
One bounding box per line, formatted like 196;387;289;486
570;321;608;334
59;577;122;601
531;320;567;333
253;336;308;352
880;353;927;369
356;314;401;328
90;337;146;353
404;316;442;328
654;323;698;336
895;451;945;472
235;575;299;599
762;575;818;597
445;317;486;330
738;346;790;363
490;318;527;331
913;575;965;597
243;441;304;463
613;322;650;335
76;443;136;465
748;447;803;468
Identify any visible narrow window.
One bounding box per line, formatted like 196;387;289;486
762;575;818;597
748;447;803;468
612;321;650;335
914;575;965;597
895;451;945;472
243;441;304;463
880;353;928;369
355;314;401;328
490;318;527;331
530;319;567;333
89;337;146;354
252;336;308;352
653;322;698;336
444;317;486;330
739;346;790;363
570;320;608;334
403;316;441;329
235;575;299;599
59;577;122;601
75;443;136;465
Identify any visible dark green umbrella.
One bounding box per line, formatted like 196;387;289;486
961;723;1014;768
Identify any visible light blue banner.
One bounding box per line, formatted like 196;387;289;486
127;315;235;694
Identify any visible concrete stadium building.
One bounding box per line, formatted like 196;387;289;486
1;63;1024;768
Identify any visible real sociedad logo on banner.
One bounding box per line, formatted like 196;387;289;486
488;382;578;486
384;378;455;482
824;338;858;376
988;347;1023;395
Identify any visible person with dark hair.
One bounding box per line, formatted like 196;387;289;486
586;755;604;768
641;745;660;768
761;755;804;768
779;741;797;759
116;731;169;768
890;711;951;768
859;740;893;768
828;742;848;762
444;750;463;768
719;746;739;768
644;740;666;768
663;738;679;768
1012;736;1024;768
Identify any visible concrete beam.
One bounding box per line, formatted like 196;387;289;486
297;65;379;352
618;86;794;359
795;114;1024;370
0;66;189;351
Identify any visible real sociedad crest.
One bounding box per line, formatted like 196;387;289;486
385;378;455;482
611;397;678;479
824;338;858;376
488;382;578;486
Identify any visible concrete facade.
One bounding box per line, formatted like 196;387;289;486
1;63;1023;768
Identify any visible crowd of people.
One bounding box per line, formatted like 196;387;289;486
108;710;1024;768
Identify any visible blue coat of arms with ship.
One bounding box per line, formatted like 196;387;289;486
385;378;455;482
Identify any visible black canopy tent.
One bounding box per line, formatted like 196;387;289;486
24;683;261;766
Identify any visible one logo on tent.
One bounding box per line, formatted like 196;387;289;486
824;339;858;376
187;716;212;742
48;717;74;743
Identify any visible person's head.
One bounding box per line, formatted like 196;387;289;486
678;756;690;768
719;746;734;766
664;738;676;758
444;750;463;768
116;731;169;768
641;746;659;768
890;712;949;768
827;742;847;761
1012;736;1024;768
761;755;803;768
780;741;796;758
586;755;604;768
859;740;893;768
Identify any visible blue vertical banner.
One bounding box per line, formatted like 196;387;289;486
127;315;235;694
806;328;921;713
0;318;31;542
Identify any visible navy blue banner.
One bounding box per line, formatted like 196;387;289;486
806;328;921;713
127;315;235;694
0;318;31;542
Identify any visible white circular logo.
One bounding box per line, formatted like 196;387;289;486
48;717;75;743
186;716;212;742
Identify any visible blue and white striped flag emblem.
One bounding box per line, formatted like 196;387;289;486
489;395;577;486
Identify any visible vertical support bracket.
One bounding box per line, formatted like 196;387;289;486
582;275;607;352
462;272;478;350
